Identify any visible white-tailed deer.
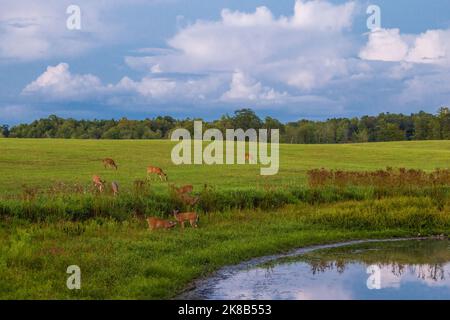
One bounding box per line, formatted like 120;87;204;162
146;217;177;230
171;184;194;195
111;181;119;196
147;166;168;181
102;158;118;170
92;175;105;193
173;210;199;228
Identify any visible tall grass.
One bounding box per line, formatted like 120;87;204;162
0;176;449;222
307;168;450;188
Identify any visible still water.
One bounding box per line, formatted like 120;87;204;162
184;240;450;300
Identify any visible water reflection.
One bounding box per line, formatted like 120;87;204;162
201;240;450;300
309;261;448;283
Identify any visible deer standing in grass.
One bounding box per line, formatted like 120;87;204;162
147;166;168;181
173;210;199;228
146;217;177;230
171;184;193;195
111;181;119;196
92;175;105;193
103;158;118;170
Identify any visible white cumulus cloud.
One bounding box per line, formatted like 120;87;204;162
359;29;409;62
221;70;287;102
360;28;450;65
23;63;102;100
22;62;225;105
126;0;357;92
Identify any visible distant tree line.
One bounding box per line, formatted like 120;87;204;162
1;107;450;143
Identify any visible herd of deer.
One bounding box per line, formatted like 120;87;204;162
92;158;199;231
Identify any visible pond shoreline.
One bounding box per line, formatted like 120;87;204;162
176;236;447;300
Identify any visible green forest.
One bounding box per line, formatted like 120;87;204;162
1;107;450;143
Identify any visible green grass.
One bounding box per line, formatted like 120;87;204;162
1;139;450;299
1;139;450;194
1;197;449;299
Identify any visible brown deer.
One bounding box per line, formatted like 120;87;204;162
171;184;194;195
102;158;118;170
92;175;105;193
146;217;177;230
173;210;199;228
245;153;253;162
147;166;168;181
111;181;119;196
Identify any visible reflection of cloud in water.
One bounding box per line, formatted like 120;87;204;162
369;263;450;289
378;266;401;289
207;264;357;300
199;241;450;300
294;288;353;300
205;262;450;300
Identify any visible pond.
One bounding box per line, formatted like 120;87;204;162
180;239;450;300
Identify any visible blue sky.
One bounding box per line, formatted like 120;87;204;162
1;0;450;124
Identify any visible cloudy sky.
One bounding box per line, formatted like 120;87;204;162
1;0;450;124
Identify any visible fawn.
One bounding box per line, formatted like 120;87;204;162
102;158;118;170
146;217;177;230
147;166;168;181
92;175;105;193
173;210;199;228
171;184;194;195
111;181;119;196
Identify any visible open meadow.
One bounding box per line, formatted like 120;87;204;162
1;139;450;193
0;138;450;299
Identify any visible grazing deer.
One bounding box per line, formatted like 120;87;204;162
147;166;168;181
92;175;105;193
173;210;199;228
171;184;194;195
102;158;118;170
146;217;177;230
111;181;119;196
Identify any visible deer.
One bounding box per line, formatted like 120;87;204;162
147;166;168;181
173;210;199;228
111;181;119;196
92;175;105;193
102;158;118;170
245;153;253;162
146;217;177;230
171;184;194;195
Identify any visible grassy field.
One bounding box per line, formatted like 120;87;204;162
1;198;449;299
0;138;450;299
1;139;450;193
